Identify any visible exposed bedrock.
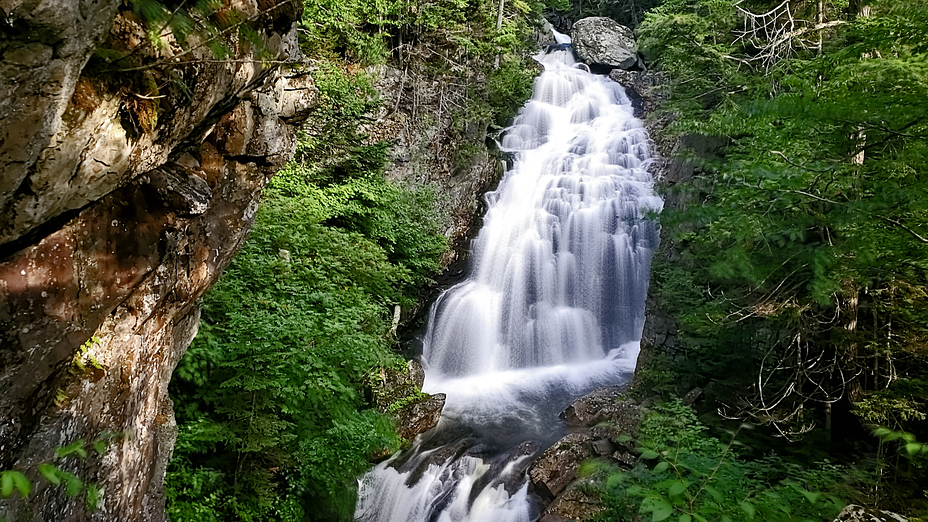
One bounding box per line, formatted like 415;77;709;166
0;1;315;520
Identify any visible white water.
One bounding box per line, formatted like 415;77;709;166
356;45;661;522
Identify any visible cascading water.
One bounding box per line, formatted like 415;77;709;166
355;40;662;522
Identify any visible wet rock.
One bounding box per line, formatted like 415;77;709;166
394;393;446;441
834;505;908;522
613;450;637;468
571;17;638;70
683;387;703;406
562;386;640;441
591;438;617;456
534;20;559;47
368;359;427;412
530;432;593;500
542;478;606;521
367;360;444;441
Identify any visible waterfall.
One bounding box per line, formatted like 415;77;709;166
355;42;662;522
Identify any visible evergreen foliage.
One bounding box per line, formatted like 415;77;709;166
638;0;928;514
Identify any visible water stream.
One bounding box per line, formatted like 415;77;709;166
355;42;662;522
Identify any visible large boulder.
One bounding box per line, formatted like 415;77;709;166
570;17;639;70
529;432;594;500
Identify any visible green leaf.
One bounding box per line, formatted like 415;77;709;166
704;485;724;502
55;440;88;459
641;449;661;460
64;473;83;497
679;515;692;522
12;471;30;498
86;483;101;509
654;461;670;473
798;488;821;504
38;464;61;485
668;480;687;497
739;501;756;519
1;471;12;498
652;499;674;522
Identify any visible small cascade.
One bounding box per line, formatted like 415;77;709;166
356;41;662;522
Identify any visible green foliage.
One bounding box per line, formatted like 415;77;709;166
0;471;30;499
167;16;450;518
125;0;271;60
70;336;103;374
544;0;663;29
165;0;544;517
167;192;430;520
0;437;115;510
640;0;928;512
641;0;928;434
385;391;430;414
594;401;848;522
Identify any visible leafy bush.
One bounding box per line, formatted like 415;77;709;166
594;401;849;522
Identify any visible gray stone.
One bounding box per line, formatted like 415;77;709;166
591;438;618;456
571;17;638;70
561;387;641;443
683;387;703;406
542;477;606;521
530;432;593;500
393;393;446;441
834;505;908;522
147;163;213;216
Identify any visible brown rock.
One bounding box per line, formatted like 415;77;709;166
0;2;316;521
368;359;427;412
529;433;594;500
561;387;640;444
393;393;446;441
542;478;606;521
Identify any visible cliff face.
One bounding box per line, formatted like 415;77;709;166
0;1;315;520
364;64;504;268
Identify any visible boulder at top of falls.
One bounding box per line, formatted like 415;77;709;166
570;17;638;70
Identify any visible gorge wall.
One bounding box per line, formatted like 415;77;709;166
0;1;315;519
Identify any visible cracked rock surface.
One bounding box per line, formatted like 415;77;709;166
0;1;315;520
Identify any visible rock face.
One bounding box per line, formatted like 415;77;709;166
364;64;504;267
835;505;908;522
571;17;639;70
368;360;446;441
530;387;642;520
0;1;315;520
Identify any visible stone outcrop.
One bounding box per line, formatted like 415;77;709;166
0;1;315;520
363;64;505;268
530;432;594;500
368;360;446;442
835;505;908;522
571;17;640;70
530;387;642;520
393;394;447;441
